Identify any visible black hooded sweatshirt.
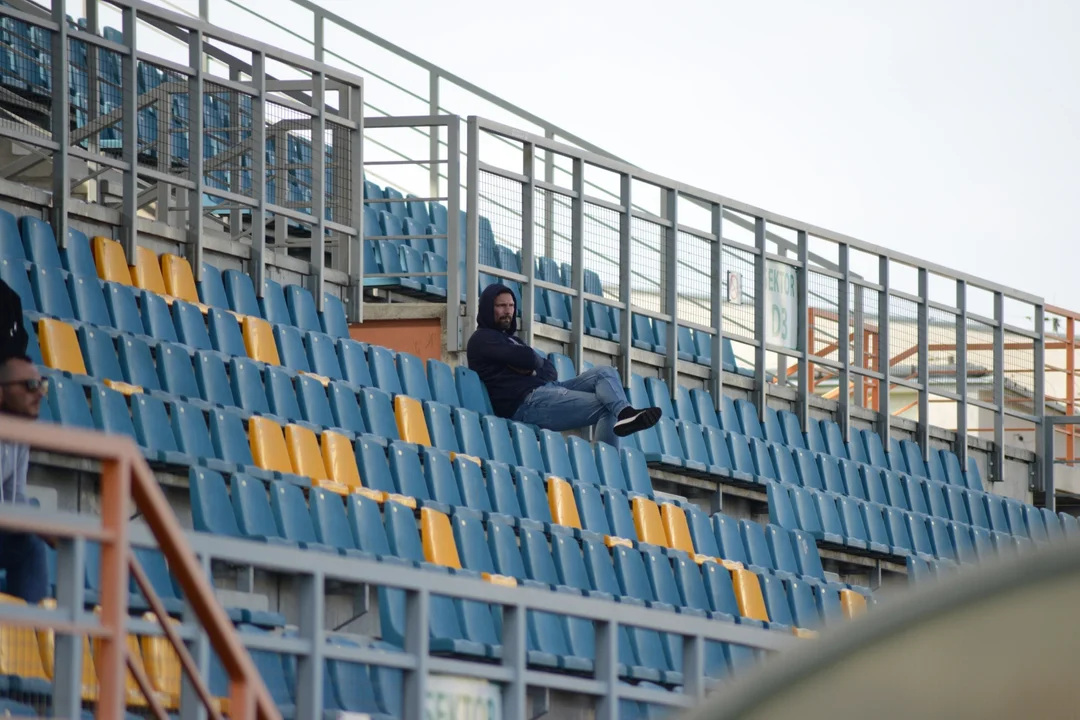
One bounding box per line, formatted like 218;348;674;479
0;279;29;365
467;284;557;418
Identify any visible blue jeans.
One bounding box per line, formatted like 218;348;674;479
512;366;630;447
0;530;47;604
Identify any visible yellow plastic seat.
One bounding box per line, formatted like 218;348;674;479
450;452;482;466
793;627;819;639
130;246;169;296
92;236;131;286
662;503;742;570
160;253;201;305
103;378;143;396
420;508;461;569
92;611;171;708
394;395;431;446
631;496;667;547
38;318;87;376
242;315;281;365
320;431;387;501
547;477;582;530
299;371;332;387
285;424;329;483
36;599;99;702
840;589;868;620
730;568;771;624
0;593;50;689
140;614;227;713
248;416;294;475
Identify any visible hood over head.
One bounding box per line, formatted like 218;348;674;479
477;282;518;333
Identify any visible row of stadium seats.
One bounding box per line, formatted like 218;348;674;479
0;591;401;718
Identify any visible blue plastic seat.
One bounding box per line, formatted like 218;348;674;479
539;430;576;479
283;283;321;332
358;387;398;440
31;264;75;320
836;496;874;551
861;502;898;555
328;381;368;436
888;438;908;474
321;292;350;339
804;419;828;455
274;323;310;373
1022;504;1048;544
965;457;986;492
1042;508;1065;543
769;445;801;486
131;393;191;465
170;400;234;474
0;258;35;315
206;308;247;358
765;481;799;531
188;468;242;536
903;511;937;559
485;461;524;518
592;442;629;492
789;528;828;584
776;410;806;450
171;299;213;351
455;365;493;415
389;442;447;510
258;278;291;325
267;481;338;553
140;290;179;343
422;400;459;453
395;352;430;401
230;357;275;417
923;480;951;519
901;440;928;478
425;359;459;408
63;228;98;278
901;475;932;516
337;339;373;388
304;331;344;381
78;326;124;382
712;513;753;569
223;269;262;317
116;334;160;391
197;262;230;309
788;486;825;540
690;389;720;428
620;446;656;497
882;470;910;510
89;383;138;441
948;521;978;564
419;447;463;508
208;410;275;484
480;415;517;466
983;495;1011;534
295;375;338;431
367;346;402;395
19;216;61;269
810;490;845;545
354;437;400;497
861;466;890;506
266;367;310;425
924;516;956;561
47;375;94;429
194;350;236;408
861;429;890;468
68;273;112;328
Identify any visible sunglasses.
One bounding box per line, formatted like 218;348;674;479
1;378;48;394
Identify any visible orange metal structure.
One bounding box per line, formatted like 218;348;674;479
0;415;281;720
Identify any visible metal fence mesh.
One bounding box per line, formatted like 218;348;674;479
1004;330;1036;413
533;187;572;273
808;271;839;362
965;318;995;404
928;307;958;396
677;231;712;329
478;170;521;268
326;116;353;227
723;245;755;341
888;295;920;381
629;217;664;314
851;285;881;372
583;203;620;300
0;17;52;138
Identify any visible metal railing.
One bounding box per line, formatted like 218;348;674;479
0;416;279;720
464;115;1047;484
0;0;364;315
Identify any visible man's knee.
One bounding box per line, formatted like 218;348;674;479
596;366;620;381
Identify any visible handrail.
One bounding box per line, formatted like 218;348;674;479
0;415;280;720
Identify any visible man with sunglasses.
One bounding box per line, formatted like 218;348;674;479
0;278;49;603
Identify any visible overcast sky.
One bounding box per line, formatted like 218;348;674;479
142;0;1079;318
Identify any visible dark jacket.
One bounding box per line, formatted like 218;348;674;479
0;279;28;365
467;284;556;418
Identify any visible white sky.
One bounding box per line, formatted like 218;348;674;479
131;0;1080;317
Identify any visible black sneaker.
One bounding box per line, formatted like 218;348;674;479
613;406;662;437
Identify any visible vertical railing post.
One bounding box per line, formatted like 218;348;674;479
1068;317;1077;464
543;130;556;259
993;290;1006;483
955;280;969;468
310;69;327;310
1043;419;1056;512
295;571;325;719
570;157;586;372
96;457;131;720
1034;302;1047;507
345;82;364;324
428;71;440;196
119;5;138;259
402;587;430;720
752;217;767;417
796;230;810;432
837;244;852;439
878;256;892;448
709;205;726;430
53;536;85;720
917;268;931;454
663;189;679;393
593;618;619;720
681;632;705;704
51;0;70;250
500;601;527;719
463;117;480;347
617;174;633;383
444;117;462;348
520;142;536;348
187;28;206;285
179;553;213;720
853;280;866;412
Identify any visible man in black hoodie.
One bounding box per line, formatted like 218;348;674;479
467;283;661;446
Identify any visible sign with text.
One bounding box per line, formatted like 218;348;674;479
425;675;502;719
766;260;799;349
